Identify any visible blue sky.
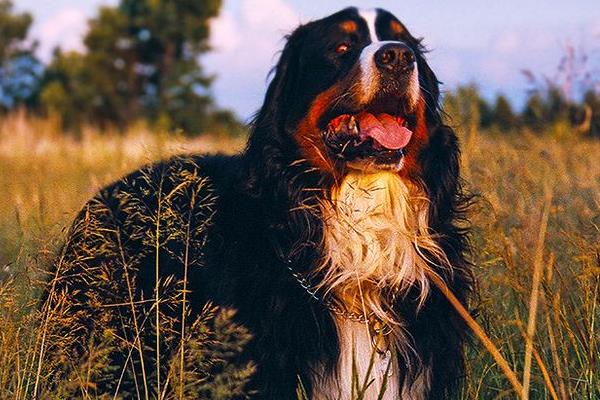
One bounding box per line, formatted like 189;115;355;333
14;0;600;121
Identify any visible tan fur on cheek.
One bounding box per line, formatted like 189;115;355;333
400;97;429;179
294;87;341;175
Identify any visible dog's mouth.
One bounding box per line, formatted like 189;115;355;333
322;110;415;170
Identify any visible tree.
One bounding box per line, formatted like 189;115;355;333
581;90;600;137
521;86;574;132
40;50;98;128
443;84;482;142
545;86;570;123
40;0;231;133
0;0;42;111
522;93;546;131
478;97;494;128
493;94;516;131
0;0;31;64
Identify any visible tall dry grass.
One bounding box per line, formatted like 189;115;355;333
0;111;245;272
460;130;599;399
0;112;598;398
0;112;249;399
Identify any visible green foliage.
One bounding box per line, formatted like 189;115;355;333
40;51;99;129
582;90;600;137
478;97;495;129
445;83;600;138
493;95;516;131
39;0;240;134
0;0;41;111
0;0;32;64
523;93;546;131
443;84;482;131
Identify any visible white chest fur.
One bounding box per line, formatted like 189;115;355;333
310;172;442;399
312;318;401;400
312;317;432;400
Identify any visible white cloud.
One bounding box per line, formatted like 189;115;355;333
494;32;520;53
240;0;299;31
205;0;303;119
429;52;463;85
592;22;600;38
210;10;241;53
36;8;88;61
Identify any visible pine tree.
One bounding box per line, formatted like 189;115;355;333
523;93;546;131
582;90;600;137
40;0;230;133
493;94;516;131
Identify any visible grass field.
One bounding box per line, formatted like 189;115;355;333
0;111;598;399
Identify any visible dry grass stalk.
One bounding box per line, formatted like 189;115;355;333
426;270;525;397
530;335;560;400
155;172;164;398
542;254;569;400
522;187;552;399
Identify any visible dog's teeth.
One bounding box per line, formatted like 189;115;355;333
348;116;358;134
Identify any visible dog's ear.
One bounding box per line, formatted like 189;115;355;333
244;24;311;193
416;54;442;123
399;32;441;122
253;24;309;134
421;125;461;227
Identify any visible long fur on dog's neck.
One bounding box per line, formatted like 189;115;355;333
313;171;450;399
318;171;450;330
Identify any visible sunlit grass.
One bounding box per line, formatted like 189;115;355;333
0;112;598;398
0;111;245;273
461;130;600;399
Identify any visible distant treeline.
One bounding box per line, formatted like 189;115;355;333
445;43;600;138
1;0;599;137
444;84;600;138
0;0;244;135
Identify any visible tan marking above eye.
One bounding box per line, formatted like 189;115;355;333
391;20;404;34
340;20;357;33
335;43;350;54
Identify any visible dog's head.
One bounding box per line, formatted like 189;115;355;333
252;7;442;178
247;10;471;392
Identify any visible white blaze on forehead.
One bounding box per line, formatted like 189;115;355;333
359;40;394;102
358;8;379;42
358;8;381;99
357;9;420;107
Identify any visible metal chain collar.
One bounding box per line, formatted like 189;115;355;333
285;262;398;336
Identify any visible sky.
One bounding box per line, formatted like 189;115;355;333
14;0;600;122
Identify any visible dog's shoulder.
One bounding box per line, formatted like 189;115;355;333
72;154;241;228
99;153;238;203
54;153;243;282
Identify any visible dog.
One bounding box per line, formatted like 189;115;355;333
43;7;473;400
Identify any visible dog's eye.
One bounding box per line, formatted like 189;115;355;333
335;43;350;54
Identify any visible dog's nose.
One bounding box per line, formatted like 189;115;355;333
374;43;415;73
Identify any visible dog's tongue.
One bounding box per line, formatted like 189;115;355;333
357;112;412;150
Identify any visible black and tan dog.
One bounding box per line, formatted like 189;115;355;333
44;7;473;399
